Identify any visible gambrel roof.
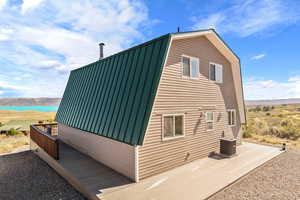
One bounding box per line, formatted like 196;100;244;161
56;29;245;146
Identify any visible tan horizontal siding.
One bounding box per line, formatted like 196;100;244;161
138;36;242;180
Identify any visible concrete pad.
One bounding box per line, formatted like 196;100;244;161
31;141;132;200
99;142;282;200
33;141;282;200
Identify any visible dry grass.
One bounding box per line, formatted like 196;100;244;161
0;110;56;154
0;134;30;154
245;104;300;149
244;135;300;149
0;110;56;123
0;110;56;131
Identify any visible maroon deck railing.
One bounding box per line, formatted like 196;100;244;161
30;123;59;160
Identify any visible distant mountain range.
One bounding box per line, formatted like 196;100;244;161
245;98;300;106
0;98;61;106
1;97;300;107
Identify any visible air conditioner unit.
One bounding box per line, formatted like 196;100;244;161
220;138;236;157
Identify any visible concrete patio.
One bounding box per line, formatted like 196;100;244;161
32;141;282;200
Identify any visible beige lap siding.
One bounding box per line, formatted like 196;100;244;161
138;36;242;180
58;123;137;181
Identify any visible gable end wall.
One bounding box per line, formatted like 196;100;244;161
138;36;242;180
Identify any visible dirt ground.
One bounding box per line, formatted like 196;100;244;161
209;150;300;200
0;151;86;200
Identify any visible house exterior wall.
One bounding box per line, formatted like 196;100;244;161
138;36;242;180
58;123;137;181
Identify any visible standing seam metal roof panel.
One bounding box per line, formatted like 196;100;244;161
55;34;171;146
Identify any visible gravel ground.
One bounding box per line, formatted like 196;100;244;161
209;150;300;200
0;151;86;200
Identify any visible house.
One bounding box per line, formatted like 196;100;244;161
55;29;246;182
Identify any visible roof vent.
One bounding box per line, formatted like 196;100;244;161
99;43;105;60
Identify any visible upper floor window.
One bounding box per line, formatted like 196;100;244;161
206;111;214;130
209;63;223;83
163;114;184;140
182;56;199;79
227;109;236;126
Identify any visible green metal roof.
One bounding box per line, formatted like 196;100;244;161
56;34;171;146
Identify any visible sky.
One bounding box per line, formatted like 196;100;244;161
0;0;300;100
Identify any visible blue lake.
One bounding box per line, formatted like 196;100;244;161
0;106;59;112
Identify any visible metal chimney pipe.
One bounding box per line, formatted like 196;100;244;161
99;43;105;60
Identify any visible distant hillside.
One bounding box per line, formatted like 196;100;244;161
246;98;300;106
0;98;61;106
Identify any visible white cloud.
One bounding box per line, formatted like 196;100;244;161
251;54;266;60
0;0;7;10
0;28;13;40
0;90;4;95
193;13;225;31
192;0;300;37
21;0;45;14
0;0;151;97
244;77;300;100
0;80;24;90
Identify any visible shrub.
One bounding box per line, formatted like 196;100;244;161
280;118;293;127
6;128;20;136
266;112;271;116
254;118;268;130
263;106;270;112
243;125;252;138
278;118;300;140
278;126;299;140
269;126;280;136
255;106;262;112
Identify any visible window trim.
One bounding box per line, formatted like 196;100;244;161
181;55;200;80
162;113;185;141
209;62;223;83
205;111;214;131
227;109;236;127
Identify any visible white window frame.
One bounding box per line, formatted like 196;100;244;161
205;111;214;131
227;109;236;126
162;114;185;141
209;62;223;83
181;55;200;79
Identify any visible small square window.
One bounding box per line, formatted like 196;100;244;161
163;115;184;139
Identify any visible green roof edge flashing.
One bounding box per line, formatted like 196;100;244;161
137;34;172;146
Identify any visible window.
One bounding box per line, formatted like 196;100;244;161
163;115;184;139
227;110;236;126
209;63;223;83
206;111;214;130
182;56;199;79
